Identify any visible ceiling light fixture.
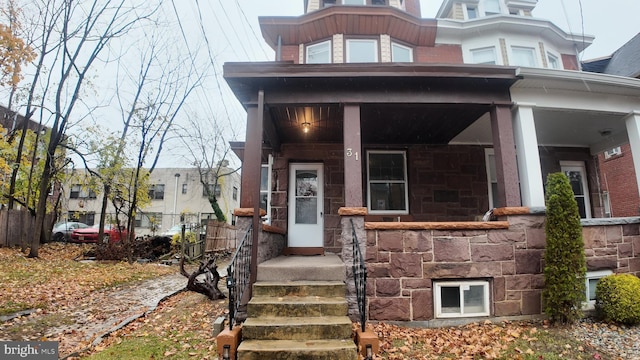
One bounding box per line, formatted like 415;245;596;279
302;121;310;133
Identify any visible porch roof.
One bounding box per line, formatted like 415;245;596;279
224;62;519;146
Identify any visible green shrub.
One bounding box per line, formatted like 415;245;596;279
595;273;640;325
542;172;586;324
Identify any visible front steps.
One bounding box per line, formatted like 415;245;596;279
237;254;358;360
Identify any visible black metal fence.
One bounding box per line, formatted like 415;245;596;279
226;224;253;330
351;219;368;332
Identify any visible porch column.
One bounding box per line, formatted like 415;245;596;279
513;104;545;207
344;105;363;207
625;111;640;198
490;104;521;207
240;90;265;285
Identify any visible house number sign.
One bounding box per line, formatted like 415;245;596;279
346;148;359;161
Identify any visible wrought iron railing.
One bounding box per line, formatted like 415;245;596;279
351;218;368;333
226;224;252;330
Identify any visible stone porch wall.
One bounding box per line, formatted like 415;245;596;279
360;214;640;322
234;216;286;265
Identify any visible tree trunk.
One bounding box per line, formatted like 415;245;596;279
180;257;226;300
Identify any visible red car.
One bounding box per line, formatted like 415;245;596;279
70;224;130;243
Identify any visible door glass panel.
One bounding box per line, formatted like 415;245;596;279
295;170;318;224
565;171;585;195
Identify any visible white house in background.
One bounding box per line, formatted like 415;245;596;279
61;167;240;236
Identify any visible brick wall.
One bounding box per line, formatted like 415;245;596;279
279;45;299;63
597;144;640;217
362;215;640;322
561;53;579;70
416;45;464;64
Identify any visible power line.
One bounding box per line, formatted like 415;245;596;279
233;0;272;60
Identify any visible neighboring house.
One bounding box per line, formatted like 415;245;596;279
582;32;640;79
226;0;640;324
61;167;240;236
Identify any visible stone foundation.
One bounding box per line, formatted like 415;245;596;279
355;213;640;322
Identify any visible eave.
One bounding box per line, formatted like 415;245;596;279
259;6;437;49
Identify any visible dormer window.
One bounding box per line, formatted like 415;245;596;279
392;42;413;62
306;40;332;64
343;0;366;4
323;0;336;6
346;39;378;63
483;0;502;15
547;53;561;69
466;6;478;19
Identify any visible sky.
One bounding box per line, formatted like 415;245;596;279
223;0;640;61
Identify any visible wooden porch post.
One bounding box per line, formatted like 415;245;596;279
344;105;363;207
241;90;264;285
490;104;521;207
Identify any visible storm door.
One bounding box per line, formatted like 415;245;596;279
288;163;324;247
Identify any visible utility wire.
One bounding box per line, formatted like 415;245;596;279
233;0;272;60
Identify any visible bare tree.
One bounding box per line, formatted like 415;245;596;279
178;112;241;223
20;0;158;257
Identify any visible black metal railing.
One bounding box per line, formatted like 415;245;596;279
226;224;252;330
351;218;368;333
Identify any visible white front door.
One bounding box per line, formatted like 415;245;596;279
560;161;592;219
288;163;324;248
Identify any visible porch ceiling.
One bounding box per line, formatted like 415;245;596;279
267;103;490;144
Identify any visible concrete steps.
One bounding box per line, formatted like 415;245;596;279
237;255;357;360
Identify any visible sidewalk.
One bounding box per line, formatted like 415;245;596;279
52;261;229;359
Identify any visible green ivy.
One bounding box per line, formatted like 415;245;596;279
542;172;586;324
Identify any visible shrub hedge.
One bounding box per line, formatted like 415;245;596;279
595;273;640;325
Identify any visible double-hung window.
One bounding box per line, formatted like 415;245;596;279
367;150;408;213
149;184;165;200
343;0;365;4
346;39;378;63
482;0;501;15
471;47;497;65
511;46;537;67
307;40;331;64
435;281;490;318
547;53;560;69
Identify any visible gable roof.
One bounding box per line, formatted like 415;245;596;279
582;32;640;78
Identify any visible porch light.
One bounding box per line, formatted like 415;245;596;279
302;121;311;133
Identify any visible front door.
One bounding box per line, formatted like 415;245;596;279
288;163;324;248
560;161;592;219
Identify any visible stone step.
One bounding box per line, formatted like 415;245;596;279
237;339;358;360
252;281;346;298
242;316;353;340
257;254;346;282
248;295;348;317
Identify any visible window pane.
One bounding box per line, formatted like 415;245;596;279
347;40;377;63
260;192;268;212
441;286;461;313
471;48;496;64
392;43;412;62
370;183;406;211
548;54;560;69
565;170;585;195
467;6;477;19
296;171;318;196
307;41;331;64
512;47;536;67
295;198;318;224
483;0;500;14
463;285;486;314
588;278;599;301
369;153;405;180
343;0;365;4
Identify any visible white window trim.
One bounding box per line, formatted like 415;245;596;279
546;51;563;69
583;270;613;310
484;148;497;209
366;150;409;214
469;46;498;65
434;280;490;318
346;39;379;63
260;155;273;225
604;146;622;159
560;160;592;219
391;42;413;62
306;40;332;64
602;191;611;217
463;3;478;20
510;45;538;67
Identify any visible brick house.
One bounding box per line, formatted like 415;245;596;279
225;0;640;326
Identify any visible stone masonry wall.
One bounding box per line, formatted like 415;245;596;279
362;215;640;322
